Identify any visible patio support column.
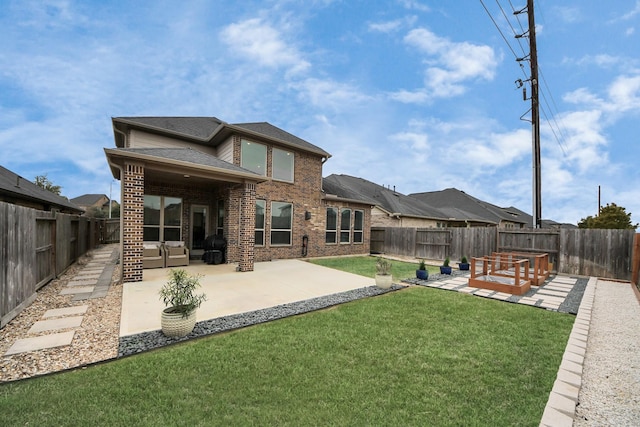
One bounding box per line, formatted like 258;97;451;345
238;182;256;272
122;161;145;282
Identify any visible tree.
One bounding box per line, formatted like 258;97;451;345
85;206;107;218
34;174;62;195
578;203;638;229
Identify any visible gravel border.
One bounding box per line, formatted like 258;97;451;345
119;284;406;357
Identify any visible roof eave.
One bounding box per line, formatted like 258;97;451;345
103;148;267;183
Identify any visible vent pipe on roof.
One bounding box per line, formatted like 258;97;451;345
15;176;20;187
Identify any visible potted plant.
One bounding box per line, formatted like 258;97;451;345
440;257;452;275
159;268;207;337
416;259;429;280
458;256;470;271
375;257;393;289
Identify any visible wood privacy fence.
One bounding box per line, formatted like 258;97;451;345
1;202;118;327
371;227;638;281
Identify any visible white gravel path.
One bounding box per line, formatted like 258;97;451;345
574;280;640;426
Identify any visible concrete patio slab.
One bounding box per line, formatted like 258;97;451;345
120;259;375;336
5;332;75;355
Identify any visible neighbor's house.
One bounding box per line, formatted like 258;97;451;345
409;188;530;228
104;117;372;283
0;165;83;214
71;194;118;216
323;174;450;228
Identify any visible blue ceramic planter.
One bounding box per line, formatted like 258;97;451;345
416;269;428;280
440;266;452;275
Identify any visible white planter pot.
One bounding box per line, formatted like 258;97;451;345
161;308;197;337
375;274;393;289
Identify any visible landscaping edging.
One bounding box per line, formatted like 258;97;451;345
118;284;406;357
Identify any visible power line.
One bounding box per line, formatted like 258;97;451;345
479;0;521;60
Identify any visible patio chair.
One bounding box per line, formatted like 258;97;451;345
142;241;165;269
164;241;190;267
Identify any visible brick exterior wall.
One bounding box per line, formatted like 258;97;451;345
122;162;144;282
120;131;371;282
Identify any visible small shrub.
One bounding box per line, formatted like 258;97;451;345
159;269;207;317
418;259;427;270
443;257;450;267
461;256;468;264
376;257;392;275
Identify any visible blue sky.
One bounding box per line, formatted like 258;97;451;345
1;0;639;225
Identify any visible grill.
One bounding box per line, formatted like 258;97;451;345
202;234;226;264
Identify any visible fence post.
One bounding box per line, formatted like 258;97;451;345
632;233;640;286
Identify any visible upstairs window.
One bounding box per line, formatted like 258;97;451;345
272;148;294;182
241;140;267;176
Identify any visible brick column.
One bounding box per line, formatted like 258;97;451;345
122;162;144;282
238;182;256;272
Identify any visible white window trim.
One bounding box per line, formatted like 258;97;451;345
353;209;364;244
340;208;351;244
240;139;267;176
270;201;293;246
325;207;338;245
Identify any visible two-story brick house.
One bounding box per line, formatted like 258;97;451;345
104;117;372;283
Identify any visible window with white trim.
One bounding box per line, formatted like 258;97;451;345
255;200;265;246
241;140;267;176
353;210;364;243
326;207;337;244
271;201;292;245
143;195;182;241
272;148;294;182
340;208;351;243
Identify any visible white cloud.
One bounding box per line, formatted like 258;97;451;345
220;18;310;75
399;0;430;13
392;28;498;102
368;16;417;33
291;78;373;111
619;0;640;21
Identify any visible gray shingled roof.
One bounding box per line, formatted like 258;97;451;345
112;117;330;157
0;165;83;212
71;194;108;206
409;188;528;225
115;117;223;139
232;122;330;157
323;174;448;219
117;147;261;175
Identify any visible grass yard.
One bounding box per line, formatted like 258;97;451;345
310;255;440;281
0;287;573;426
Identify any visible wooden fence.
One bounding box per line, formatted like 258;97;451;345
371;226;638;281
1;202;114;327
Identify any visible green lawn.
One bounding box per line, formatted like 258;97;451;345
0;287;573;426
310;255;440;281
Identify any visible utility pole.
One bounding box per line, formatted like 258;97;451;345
515;0;542;228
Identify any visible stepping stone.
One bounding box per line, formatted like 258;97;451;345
43;305;88;318
67;280;97;287
537;289;569;297
474;289;494;297
5;331;75;355
29;316;83;333
75;273;100;279
60;286;94;295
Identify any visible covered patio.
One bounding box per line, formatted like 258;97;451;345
119;259;375;336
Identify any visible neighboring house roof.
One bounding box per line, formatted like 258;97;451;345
0;165;83;213
112;117;331;158
409;188;529;226
323;174;448;220
71;194;109;207
105;147;267;183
